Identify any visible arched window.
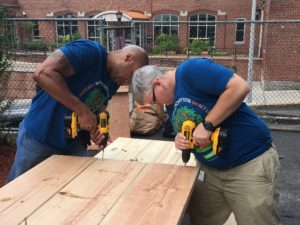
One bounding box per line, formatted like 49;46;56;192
56;13;78;43
153;13;179;38
189;13;216;46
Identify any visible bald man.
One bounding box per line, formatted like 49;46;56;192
8;39;149;181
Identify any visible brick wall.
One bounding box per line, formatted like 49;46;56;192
262;0;300;83
150;56;262;81
6;72;35;99
15;0;255;52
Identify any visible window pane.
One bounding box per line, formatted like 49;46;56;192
65;26;70;34
57;26;63;35
198;14;206;21
162;26;169;34
207;15;215;21
207;26;215;37
237;22;244;30
190;15;197;21
198;26;206;37
190;26;197;38
154;26;161;36
171;15;178;21
170;26;178;35
71;26;78;34
88;27;95;36
236;31;244;42
153;15;161;21
162;14;170;21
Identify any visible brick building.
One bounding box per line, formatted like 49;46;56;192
3;0;258;50
1;0;300;88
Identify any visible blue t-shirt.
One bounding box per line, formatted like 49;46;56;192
168;58;272;169
24;39;119;149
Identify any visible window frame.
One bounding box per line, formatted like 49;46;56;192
153;13;179;41
188;13;216;47
235;18;246;44
32;21;40;40
87;18;100;42
56;12;78;42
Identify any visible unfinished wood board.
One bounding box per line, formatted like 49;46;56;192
101;163;199;225
107;92;131;141
0;155;96;225
25;159;145;225
95;137;197;166
0;155;199;225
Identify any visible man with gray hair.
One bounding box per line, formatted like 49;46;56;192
8;39;149;182
131;59;280;225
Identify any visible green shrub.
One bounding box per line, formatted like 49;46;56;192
153;34;179;54
49;42;61;51
0;6;14;140
24;39;47;51
58;33;81;44
187;39;213;55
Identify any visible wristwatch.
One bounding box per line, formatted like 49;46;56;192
203;120;214;132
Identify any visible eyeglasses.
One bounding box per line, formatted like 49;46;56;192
152;85;156;104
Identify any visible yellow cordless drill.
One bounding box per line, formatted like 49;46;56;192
65;111;110;146
181;120;228;164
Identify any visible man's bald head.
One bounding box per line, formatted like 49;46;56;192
107;45;149;85
122;45;149;67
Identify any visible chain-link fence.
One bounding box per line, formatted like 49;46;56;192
1;18;300;134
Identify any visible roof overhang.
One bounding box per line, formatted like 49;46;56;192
93;10;149;21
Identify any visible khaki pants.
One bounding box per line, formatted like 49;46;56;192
188;146;280;225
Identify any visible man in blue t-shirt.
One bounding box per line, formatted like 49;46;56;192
8;39;149;182
131;59;280;225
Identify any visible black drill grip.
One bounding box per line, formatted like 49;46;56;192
182;149;192;164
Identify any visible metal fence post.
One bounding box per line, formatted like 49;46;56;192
131;21;135;45
246;0;257;104
99;18;105;47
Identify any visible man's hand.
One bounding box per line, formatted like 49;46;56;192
192;123;211;149
175;133;189;150
76;105;97;132
90;128;111;151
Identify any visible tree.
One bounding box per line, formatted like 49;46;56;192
0;6;13;141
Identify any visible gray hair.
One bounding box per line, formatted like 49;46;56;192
132;65;166;104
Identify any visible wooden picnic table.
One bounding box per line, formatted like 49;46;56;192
0;138;199;225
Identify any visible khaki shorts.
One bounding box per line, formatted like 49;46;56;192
188;146;281;225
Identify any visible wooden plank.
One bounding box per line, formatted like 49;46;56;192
101;163;199;225
24;159;146;225
95;138;197;166
96;138;152;160
116;85;129;93
0;155;96;225
107;92;131;141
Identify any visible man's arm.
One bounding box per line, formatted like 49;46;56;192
192;74;250;148
205;74;250;126
33;49;97;132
